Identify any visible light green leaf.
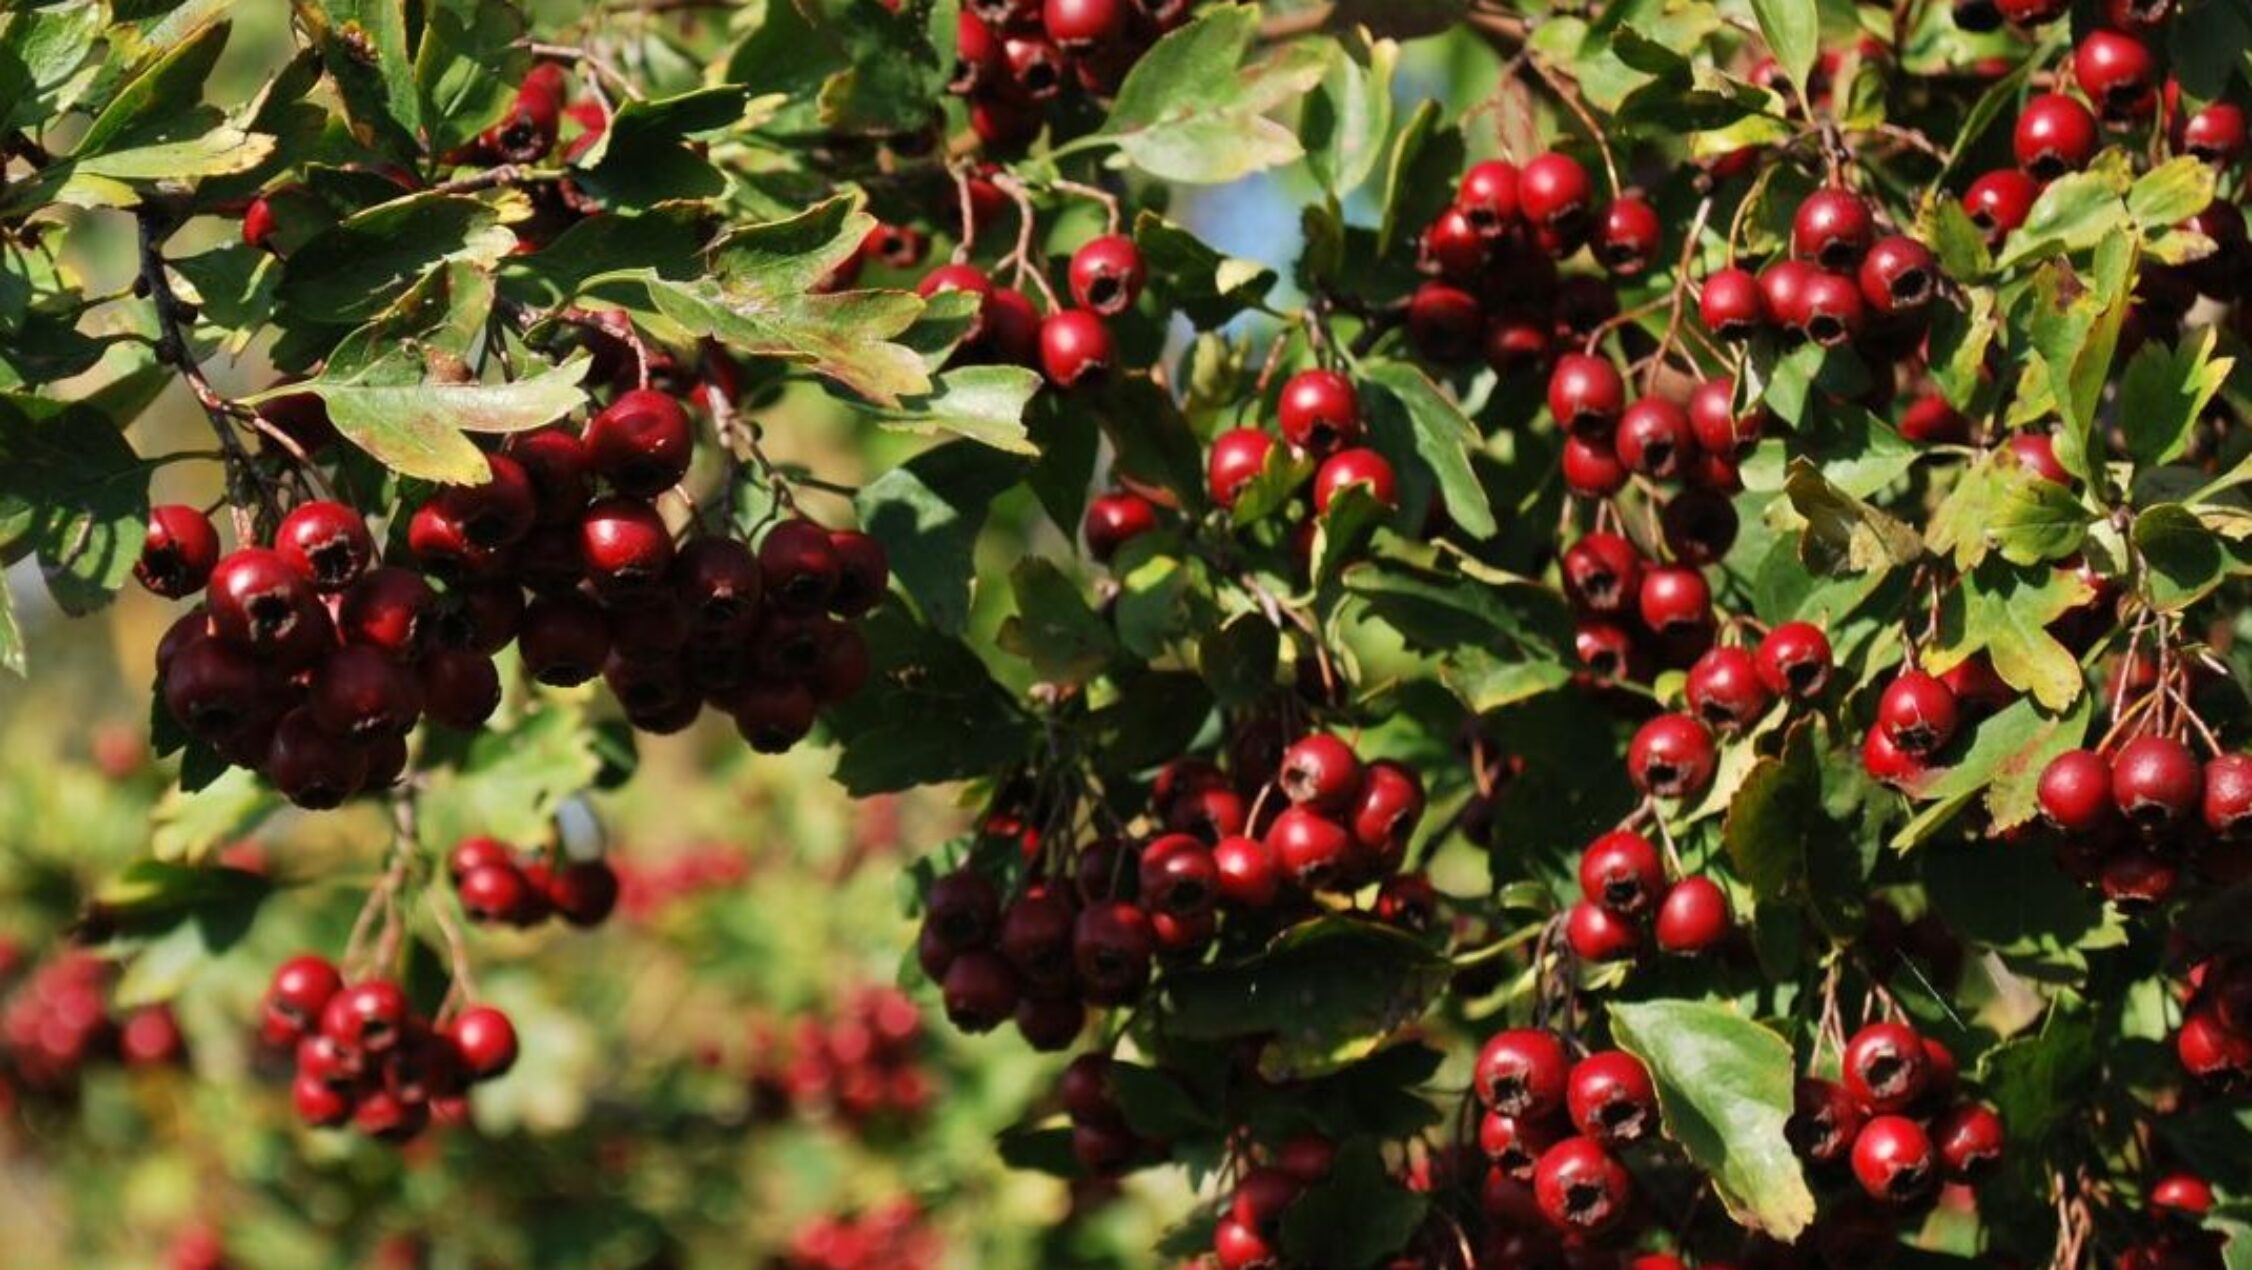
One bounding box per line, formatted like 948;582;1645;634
416;705;604;849
856;365;1040;455
1098;5;1336;185
2128;156;2217;230
997;558;1116;685
2118;327;2233;469
0;395;153;615
1302;35;1397;197
276;192;515;323
1360;361;1497;538
1748;0;1820;108
250;356;590;484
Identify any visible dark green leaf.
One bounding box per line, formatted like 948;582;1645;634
854;441;1028;637
0;395;152;615
1163;918;1451;1080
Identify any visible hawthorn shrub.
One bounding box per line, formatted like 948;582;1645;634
1;0;2251;1265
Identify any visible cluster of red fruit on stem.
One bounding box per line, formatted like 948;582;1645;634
1472;1029;1654;1238
1566;825;1732;964
1788;1021;2003;1214
952;0;1202;152
1189;368;1402;571
913;219;1140;392
0;950;185;1095
1207;1130;1341;1268
447;834;620;929
258;953;516;1144
747;987;932;1125
770;1196;942;1270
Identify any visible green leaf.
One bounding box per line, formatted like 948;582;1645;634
2136;503;2252;612
854;365;1040;455
1277;1140;1429;1269
276;192;515;323
417;706;605;848
1782;457;1923;573
1360;361;1497;538
855;442;1029;637
1377;101;1463;259
1747;0;1821;108
293;0;421;164
572;86;750;209
72;18;228;158
413;0;533;155
150;767;281;866
1133;213;1278;330
1890;690;2094;849
1926;839;2116;973
2118;327;2233;469
1609;999;1815;1241
1098;5;1336;185
1723;718;1823;901
1997;162;2135;269
1164;918;1451;1080
0;0;103;133
997;558;1116;685
2025;238;2137;489
0;575;21;677
2128;156;2218;230
1984;467;2095;567
1302;35;1397;197
0;395;153;615
824;607;1035;796
1929;559;2090;712
251;356;589;485
1198;611;1280;708
1981;1002;2096;1158
1109;1061;1221;1140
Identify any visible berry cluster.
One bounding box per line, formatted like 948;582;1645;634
615;842;753;922
448;835;620;929
1207;1132;1340;1268
748;987;932;1125
914;227;1141;392
1472;1029;1655;1238
1697;186;1941;360
772;1196;941;1270
1194;369;1401;571
1566;826;1733;963
2036;723;2252;910
0;951;185;1094
1788;1021;2004;1212
259;954;516;1144
1551;368;1761;562
1055;1052;1158;1177
952;0;1201;152
1614;621;1835;805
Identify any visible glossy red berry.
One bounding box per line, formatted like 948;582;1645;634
207;547;321;654
1567;1051;1657;1143
2152;1171;2217;1218
2015;93;2100;178
1072;901;1154;1005
1793;189;1877;272
2039;749;2116;832
448;1005;518;1081
1406;281;1484;363
1312;448;1397;513
547;860;619;926
1758;258;1819;330
1475;1028;1570;1116
2112;735;2203;830
1637;565;1711;639
1478;1110;1560;1177
267;708;367;808
1613;398;1693;480
1039;310;1114;389
1347;760;1424;870
2179;1006;2252;1081
1594;197;1661;275
1519;153;1593;237
1655;876;1731;954
1699;267;1765;340
1532;1136;1633;1233
1140;834;1219;919
1686;646;1774;732
1043;0;1123;47
308;644;422;743
1628;713;1717;799
1561;435;1628;497
1067;234;1145;316
1844;1020;1931;1113
1858;235;1940;315
1546;353;1626;439
1877;670;1960;756
1211;1218;1276;1270
1208;427;1278;509
2074;30;2158;120
1279;733;1362;811
137;505;224;599
1933;1103;2005;1181
1687;377;1763;458
1083;491;1159;563
1799;270;1865;347
1789;1077;1865;1164
2182;102;2249;166
583;389;694;498
941;951;1021;1033
1266;806;1353;890
264;955;343;1040
1963;169;2040;242
1213;835;1280;909
1561;532;1642;615
1851;1115;1937;1202
1756;621;1833;698
1277;369;1363;457
756;518;841;615
2204;753;2252;837
1566;899;1643;961
322;980;409;1054
1578;830;1666;917
1455;160;1523;236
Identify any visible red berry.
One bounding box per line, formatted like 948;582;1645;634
2008;431;2071;484
2074;30;2157;120
1686;646;1774;732
1566;1051;1656;1143
1072;901;1153;1005
1531;1136;1632;1233
1688;377;1763;458
1578;830;1665;917
1067;233;1145;316
1312;447;1397;513
1900;393;1971;445
2015;93;2101;178
1423;207;1487;281
1655;876;1731;953
2039;749;2116;832
264;955;343;1040
2179;1006;2252;1081
321;980;409;1054
1933;1102;2005;1181
520;593;611;686
207;548;321;655
1347;760;1424;872
1789;1076;1865;1164
1140;834;1219;919
308;644;422;743
926;869;1001;952
1211;1218;1276;1270
1213;835;1281;909
1627;713;1717;799
1039;310;1114;389
1082;490;1159;564
1637;565;1712;640
1613;398;1693;480
1863;725;1928;787
583;389;694;498
1266;806;1353;891
448;1006;518;1080
137;505;223;599
1963;169;2041;242
1456;160;1523;236
1799;270;1865;347
1843;1020;1931;1113
2112;735;2203;830
940;950;1021;1033
1478;1110;1561;1177
1519;153;1593;236
1858;235;1940;315
1278;733;1362;812
2152;1171;2216;1218
757;518;841;615
1561;532;1643;615
1851;1114;1937;1202
547;860;619;926
1208;427;1279;509
1546;353;1626;439
1699;267;1765;340
457;863;532;923
1566;899;1644;961
2205;753;2252;837
1277;369;1363;457
1475;1027;1569;1116
1793;189;1877;272
1878;670;1961;756
266;708;367;809
1594;197;1661;275
1561;435;1628;497
1758;258;1820;330
1405;281;1484;363
2182;102;2249;166
1756;621;1833;698
1042;0;1124;48
997;887;1077;993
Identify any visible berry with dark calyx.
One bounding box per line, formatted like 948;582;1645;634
2204;753;2252;838
1877;670;1961;756
1014;995;1085;1051
1686;646;1775;732
1793;189;1877;271
1140;833;1219;919
1519;153;1593;238
322;980;409;1054
758;518;842;616
1594;196;1661;275
1757;621;1834;699
1267;806;1352;890
918;262;992;304
2074;30;2158;121
1003;34;1066;101
1567;1051;1657;1143
1863;724;1929;787
263;955;343;1042
826;529;887;617
137;505;223;598
1578;830;1665;917
1567;899;1644;961
997;887;1077;993
1655;876;1732;953
1479;1110;1561;1177
2182;102;2249;166
1562;532;1642;615
1547;353;1626;439
951;12;1002;92
1072;901;1153;1005
1579;618;1637;679
1843;1020;1931;1113
1347;760;1424;871
1083;491;1158;563
1532;1136;1633;1234
457;863;531;924
1858;235;1940;315
1208;427;1278;509
2112;735;2203;831
1688;377;1763;457
481;63;564;163
1456;160;1522;236
1406;280;1484;362
926;869;1002;953
1700;267;1766;340
1963;169;2040;243
1278;733;1362;812
1067;234;1145;316
1851;1115;1937;1202
1277;369;1363;456
1475;1027;1569;1116
419;649;500;729
426;453;539;556
1933;1103;2005;1181
207;548;320;654
2039;749;2116;832
2103;0;2172;26
673;536;762;627
1799;270;1865;347
1637;565;1712;640
266;708;368;810
1613;397;1693;479
1039;310;1114;389
448;1006;518;1081
583;389;694;498
1789;1076;1865;1164
1628;713;1717;799
162;637;262;743
1562;434;1629;497
1312;448;1397;513
520;593;610;686
1759;258;1819;330
2015;93;2100;178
